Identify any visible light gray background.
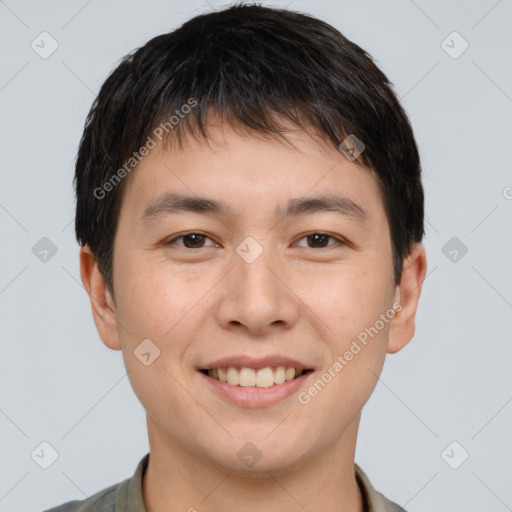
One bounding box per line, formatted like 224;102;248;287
1;0;511;511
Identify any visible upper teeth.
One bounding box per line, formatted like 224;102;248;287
207;366;304;388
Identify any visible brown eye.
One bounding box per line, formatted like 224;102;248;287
295;233;341;249
166;233;216;249
307;234;330;248
182;234;206;248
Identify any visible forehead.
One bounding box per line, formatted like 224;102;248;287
119;122;386;226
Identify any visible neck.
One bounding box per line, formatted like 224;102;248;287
142;416;364;512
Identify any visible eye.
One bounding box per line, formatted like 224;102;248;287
165;232;217;249
295;232;344;249
164;232;344;250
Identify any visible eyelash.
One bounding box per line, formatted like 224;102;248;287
164;232;346;249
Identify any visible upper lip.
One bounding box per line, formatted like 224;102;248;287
199;355;313;371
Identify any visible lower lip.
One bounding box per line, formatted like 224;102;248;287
199;370;314;408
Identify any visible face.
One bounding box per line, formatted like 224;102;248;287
83;121;425;475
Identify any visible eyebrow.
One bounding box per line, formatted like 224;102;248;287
140;192;367;225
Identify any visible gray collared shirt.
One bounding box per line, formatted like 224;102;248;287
44;453;406;512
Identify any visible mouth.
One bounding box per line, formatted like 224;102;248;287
199;366;314;388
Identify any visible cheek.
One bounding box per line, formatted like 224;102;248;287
113;263;196;418
113;254;211;381
114;255;194;341
297;261;394;337
298;260;393;402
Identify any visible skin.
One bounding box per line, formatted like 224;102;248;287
80;120;427;512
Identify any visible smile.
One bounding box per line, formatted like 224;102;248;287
201;366;312;388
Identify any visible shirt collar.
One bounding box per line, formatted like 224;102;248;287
355;463;407;512
115;453;405;512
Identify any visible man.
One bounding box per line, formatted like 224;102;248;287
47;4;427;511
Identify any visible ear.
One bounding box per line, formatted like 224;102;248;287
387;244;427;354
79;245;121;351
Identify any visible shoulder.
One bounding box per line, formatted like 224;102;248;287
42;452;149;512
42;480;121;512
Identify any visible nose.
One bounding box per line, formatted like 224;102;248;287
215;244;300;335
